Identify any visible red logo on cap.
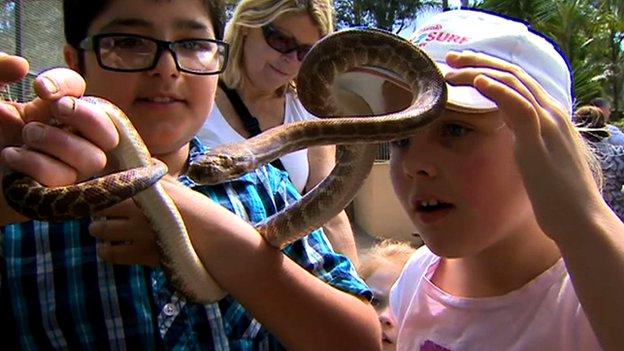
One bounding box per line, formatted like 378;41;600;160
412;27;470;47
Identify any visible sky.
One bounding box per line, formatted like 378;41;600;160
395;0;467;39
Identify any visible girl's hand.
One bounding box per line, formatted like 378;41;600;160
442;50;607;242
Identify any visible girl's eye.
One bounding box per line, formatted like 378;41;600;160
390;138;410;148
440;123;472;138
371;297;380;307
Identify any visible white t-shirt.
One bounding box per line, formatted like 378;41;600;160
390;247;602;351
197;92;316;193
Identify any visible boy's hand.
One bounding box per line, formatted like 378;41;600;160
89;198;161;268
88;176;201;268
443;51;607;241
0;54;119;186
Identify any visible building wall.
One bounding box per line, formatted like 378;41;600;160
353;161;420;244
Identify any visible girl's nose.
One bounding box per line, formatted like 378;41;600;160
379;307;395;327
401;138;438;179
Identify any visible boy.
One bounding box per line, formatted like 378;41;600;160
0;1;379;349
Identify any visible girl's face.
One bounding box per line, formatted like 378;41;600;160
367;262;404;351
390;109;537;258
242;12;321;93
70;0;218;157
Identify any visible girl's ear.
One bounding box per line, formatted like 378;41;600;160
63;44;80;72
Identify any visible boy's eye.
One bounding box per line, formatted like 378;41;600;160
390;138;410;148
113;37;149;50
179;40;213;52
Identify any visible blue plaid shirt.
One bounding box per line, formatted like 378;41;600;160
1;138;371;350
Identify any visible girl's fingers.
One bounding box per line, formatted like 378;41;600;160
471;74;544;153
445;51;568;118
0;146;78;186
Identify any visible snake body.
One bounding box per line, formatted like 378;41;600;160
2;28;446;303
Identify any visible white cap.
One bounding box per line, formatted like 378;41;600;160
410;9;574;115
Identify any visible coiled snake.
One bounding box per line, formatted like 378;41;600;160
2;28;446;303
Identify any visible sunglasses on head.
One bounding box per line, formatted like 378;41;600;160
261;24;313;61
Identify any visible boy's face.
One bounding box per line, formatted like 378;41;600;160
389;109;537;258
70;0;218;156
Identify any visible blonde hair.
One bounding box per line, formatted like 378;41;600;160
358;240;416;281
222;0;334;93
567;107;605;190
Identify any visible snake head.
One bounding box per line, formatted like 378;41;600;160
187;154;249;185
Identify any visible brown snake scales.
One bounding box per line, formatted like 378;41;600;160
2;28;446;303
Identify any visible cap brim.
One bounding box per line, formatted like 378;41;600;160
436;62;499;114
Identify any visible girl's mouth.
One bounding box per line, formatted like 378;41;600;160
416;199;453;213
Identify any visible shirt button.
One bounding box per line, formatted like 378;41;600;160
163;303;178;316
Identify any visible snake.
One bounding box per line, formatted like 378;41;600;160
2;28;446;304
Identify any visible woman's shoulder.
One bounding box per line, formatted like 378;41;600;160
284;92;319;123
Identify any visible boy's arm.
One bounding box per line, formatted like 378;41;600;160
445;50;624;351
161;178;382;351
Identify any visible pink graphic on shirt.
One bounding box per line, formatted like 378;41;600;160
420;340;452;351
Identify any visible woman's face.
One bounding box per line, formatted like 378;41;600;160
367;261;404;351
242;12;321;93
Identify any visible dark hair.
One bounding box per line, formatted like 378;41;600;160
63;0;226;48
590;97;612;110
574;105;610;142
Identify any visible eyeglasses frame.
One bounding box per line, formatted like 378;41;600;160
79;33;230;75
260;24;313;61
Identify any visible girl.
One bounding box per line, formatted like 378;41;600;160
389;9;624;351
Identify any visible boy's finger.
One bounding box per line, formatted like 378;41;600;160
51;97;120;152
92;199;137;220
20;122;108;181
21;68;87;123
33;67;86;100
0;103;25;147
0;146;78;186
96;241;160;267
89;217;136;243
0;53;29;83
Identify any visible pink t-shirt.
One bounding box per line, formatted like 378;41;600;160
390;247;602;351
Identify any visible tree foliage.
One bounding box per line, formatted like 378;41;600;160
334;0;436;32
477;0;624;118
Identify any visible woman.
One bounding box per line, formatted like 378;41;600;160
574;105;624;220
198;0;359;263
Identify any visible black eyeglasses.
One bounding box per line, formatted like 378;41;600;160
79;33;229;75
261;24;313;61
